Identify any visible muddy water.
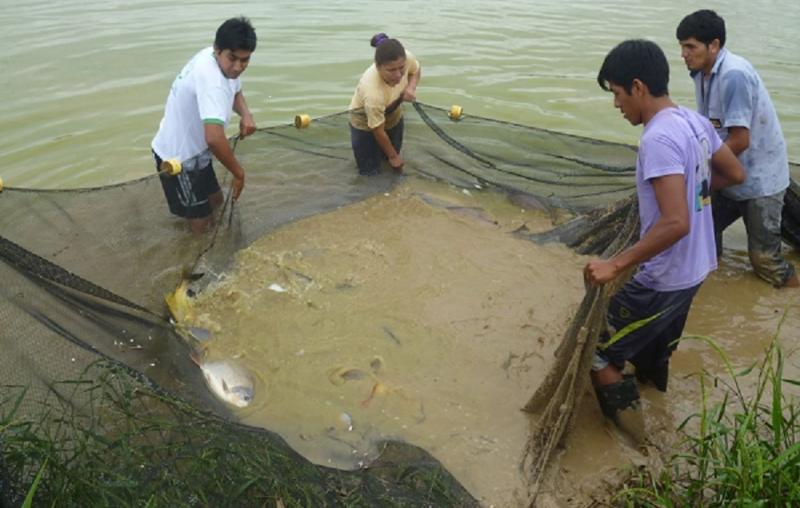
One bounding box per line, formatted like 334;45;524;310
186;176;800;505
547;235;800;504
189;176;587;505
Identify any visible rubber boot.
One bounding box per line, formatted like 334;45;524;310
595;375;646;444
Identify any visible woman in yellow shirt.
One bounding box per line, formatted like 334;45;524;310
349;33;421;175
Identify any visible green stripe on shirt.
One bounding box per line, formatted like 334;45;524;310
203;118;225;125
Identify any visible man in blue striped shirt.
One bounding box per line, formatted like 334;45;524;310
677;9;798;288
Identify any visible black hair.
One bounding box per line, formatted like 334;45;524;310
370;33;405;66
597;39;669;97
215;17;257;52
676;10;726;47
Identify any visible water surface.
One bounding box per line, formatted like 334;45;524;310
1;0;797;187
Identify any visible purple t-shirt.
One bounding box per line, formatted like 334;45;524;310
633;106;722;291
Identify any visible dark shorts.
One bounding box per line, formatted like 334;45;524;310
595;279;702;372
350;117;404;176
153;151;220;219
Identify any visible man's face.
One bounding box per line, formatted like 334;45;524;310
215;48;252;79
610;82;641;126
679;37;717;74
377;57;406;86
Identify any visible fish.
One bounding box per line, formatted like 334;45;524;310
382;326;401;346
369;355;384;374
414;191;495;225
165;278;193;323
326;357;397;407
197;358;255;408
445;206;497;226
361;381;389;407
507;191;548;212
339;412;354;432
327;367;367;386
165;272;214;343
164;271;204;323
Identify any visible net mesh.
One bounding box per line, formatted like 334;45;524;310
1;102;798;506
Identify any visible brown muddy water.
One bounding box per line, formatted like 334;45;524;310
189;176;586;506
187;174;800;506
547;237;800;505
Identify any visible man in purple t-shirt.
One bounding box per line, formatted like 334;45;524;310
585;40;744;441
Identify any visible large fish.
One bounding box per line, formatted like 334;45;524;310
165;276;195;323
198;358;255;408
164;272;214;342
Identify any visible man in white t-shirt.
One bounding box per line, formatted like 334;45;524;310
152;17;257;234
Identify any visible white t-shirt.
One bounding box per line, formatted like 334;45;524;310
152;47;241;169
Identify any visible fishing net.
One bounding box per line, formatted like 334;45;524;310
1;102;798;506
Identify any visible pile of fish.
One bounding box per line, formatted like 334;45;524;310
165;274;255;408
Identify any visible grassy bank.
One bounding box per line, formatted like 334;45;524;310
618;322;800;506
1;360;476;507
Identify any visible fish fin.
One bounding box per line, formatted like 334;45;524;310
327;367;347;386
188;326;213;342
186;271;205;282
222;379;229;393
188;347;206;367
370;355;384;374
361;382;381;407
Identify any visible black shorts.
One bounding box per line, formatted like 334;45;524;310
350;117;404;176
153;151;220;219
596;279;702;371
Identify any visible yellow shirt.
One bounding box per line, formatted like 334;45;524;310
349;51;420;131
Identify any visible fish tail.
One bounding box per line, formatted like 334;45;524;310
361;383;379;407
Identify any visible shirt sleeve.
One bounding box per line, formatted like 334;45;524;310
364;95;385;130
720;70;753;130
406;52;420;76
196;70;233;125
640;132;686;181
706;120;723;154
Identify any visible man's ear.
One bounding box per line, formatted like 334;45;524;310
709;39;721;56
631;78;647;97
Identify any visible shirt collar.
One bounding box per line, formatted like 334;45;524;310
710;47;728;76
690;47;728;79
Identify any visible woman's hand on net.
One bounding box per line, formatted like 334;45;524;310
389;154;404;172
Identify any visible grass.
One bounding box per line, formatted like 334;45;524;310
1;359;476;507
617;315;800;507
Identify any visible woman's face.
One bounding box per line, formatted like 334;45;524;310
377;57;406;86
